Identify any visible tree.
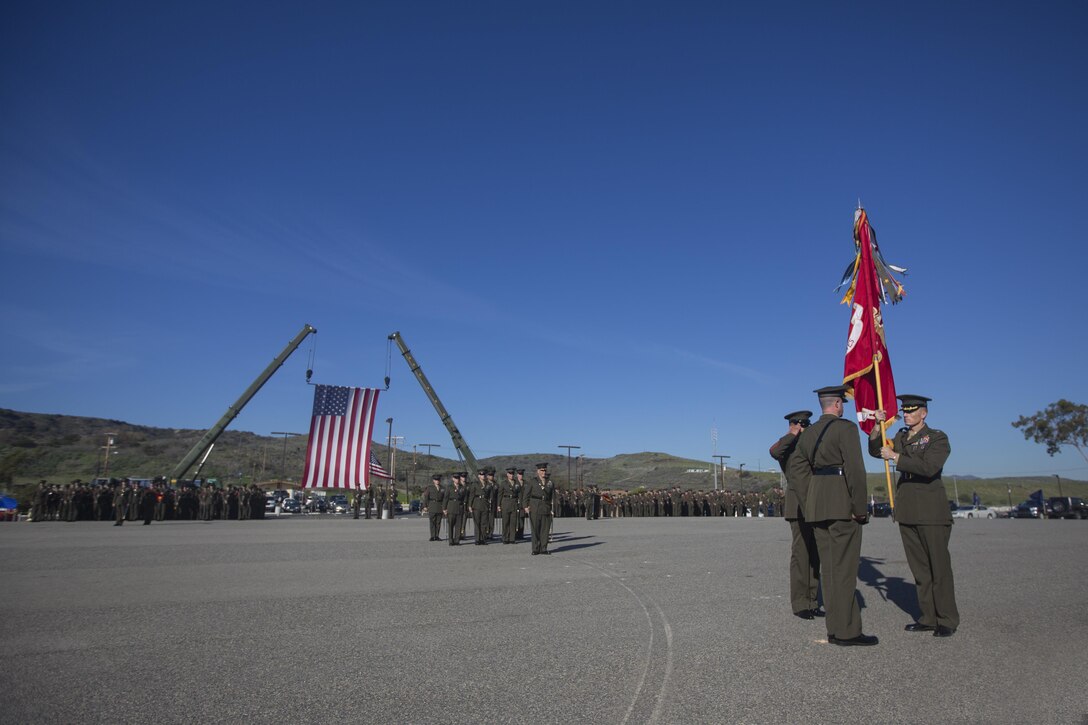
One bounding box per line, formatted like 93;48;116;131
1012;400;1088;463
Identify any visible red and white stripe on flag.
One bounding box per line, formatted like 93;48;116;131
300;385;381;490
843;209;898;435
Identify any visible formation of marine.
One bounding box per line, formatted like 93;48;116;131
28;479;268;524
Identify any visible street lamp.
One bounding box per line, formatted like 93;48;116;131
1053;474;1063;497
738;463;746;477
558;445;580;491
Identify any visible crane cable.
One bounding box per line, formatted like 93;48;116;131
306;333;317;384
384;336;392;390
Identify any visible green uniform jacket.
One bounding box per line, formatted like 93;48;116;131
521;478;555;515
499;481;521;513
421;483;444;515
790;414;868;522
442;485;465;515
770;432;807;520
869;423;952;525
470;482;493;513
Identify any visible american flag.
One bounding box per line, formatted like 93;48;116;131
369;449;393;480
300;385;381;490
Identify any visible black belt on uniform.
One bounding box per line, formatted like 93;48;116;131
812;466;844;475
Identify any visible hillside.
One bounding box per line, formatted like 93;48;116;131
2;409;1083;507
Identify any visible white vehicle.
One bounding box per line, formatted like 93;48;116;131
952;505;994;519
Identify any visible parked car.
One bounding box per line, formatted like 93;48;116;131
280;498;302;514
870;502;892;518
1012;500;1044;518
952;505;995;519
1047;497;1088;519
409;499;422;513
306;498;328;514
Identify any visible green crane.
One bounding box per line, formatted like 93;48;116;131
170;324;317;483
388;331;479;479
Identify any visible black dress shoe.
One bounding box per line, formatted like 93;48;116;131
904;622;936;632
531;551;539;556
829;634;879;646
933;625;956;637
794;610;815;620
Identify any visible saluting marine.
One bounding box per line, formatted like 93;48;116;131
770;409;822;620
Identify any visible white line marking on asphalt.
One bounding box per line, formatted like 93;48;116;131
577;559;674;725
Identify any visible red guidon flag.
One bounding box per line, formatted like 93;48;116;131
840;207;905;434
301;385;382;490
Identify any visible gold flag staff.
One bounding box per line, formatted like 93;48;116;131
872;351;895;509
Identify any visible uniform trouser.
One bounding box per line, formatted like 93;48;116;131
812;519;863;639
529;511;552;553
516;513;526;539
447;512;462;544
459;509;468;539
899;523;959;629
428;513;442;539
789;518;821;613
472;510;488;543
501;508;518;542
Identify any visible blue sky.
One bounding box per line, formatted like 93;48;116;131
2;1;1086;479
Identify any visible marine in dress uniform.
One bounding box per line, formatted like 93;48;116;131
514;470;528;539
442;476;466;546
522;463;556;555
421;475;444;541
770;409;823;619
870;394;960;637
500;468;521;544
789;386;877;647
470;472;493;545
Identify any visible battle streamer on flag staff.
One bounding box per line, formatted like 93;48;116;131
300;385;383;490
836;205;908;507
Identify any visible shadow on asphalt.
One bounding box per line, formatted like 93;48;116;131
550;541;602;553
858;555;922;620
548;534;593;542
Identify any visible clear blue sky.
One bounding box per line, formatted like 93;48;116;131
2;1;1086;480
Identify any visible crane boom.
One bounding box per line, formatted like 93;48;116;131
388;331;479;478
170;324;317;482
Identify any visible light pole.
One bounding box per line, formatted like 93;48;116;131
1053;474;1063;497
391;435;405;503
738;463;746;478
713;455;731;490
559;445;580;491
271;432;302;487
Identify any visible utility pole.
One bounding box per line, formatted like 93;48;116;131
271;432;301;487
1053;474;1063;497
711;426;718;490
558;445;580;491
713;455;731;490
100;433;118;480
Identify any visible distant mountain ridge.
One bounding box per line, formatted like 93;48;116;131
0;408;761;491
1;409;1082;506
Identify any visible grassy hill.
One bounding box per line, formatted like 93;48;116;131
2;408;1083;509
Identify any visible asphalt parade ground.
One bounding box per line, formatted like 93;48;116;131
2;515;1086;725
